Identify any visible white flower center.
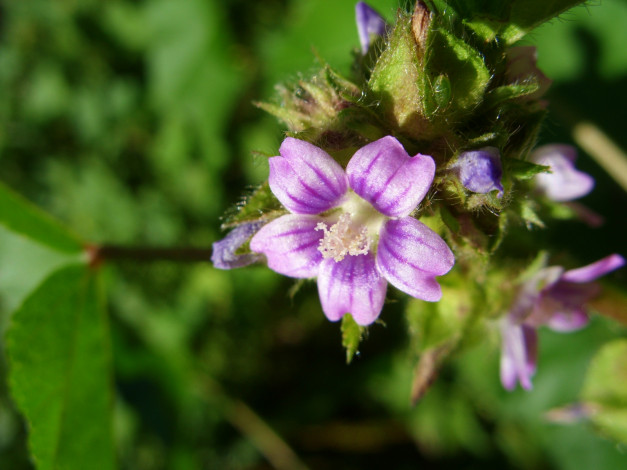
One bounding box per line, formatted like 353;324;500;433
314;191;387;262
315;213;370;262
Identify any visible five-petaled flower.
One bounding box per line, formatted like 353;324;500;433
500;254;625;391
249;136;455;326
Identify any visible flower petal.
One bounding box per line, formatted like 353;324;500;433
547;310;589;332
560;254;625;283
355;2;386;55
212;221;265;269
531;144;594;201
500;318;537;391
347;136;435;217
376;217;454;301
317;253;387;326
269;137;348;214
452;147;503;197
249;214;323;278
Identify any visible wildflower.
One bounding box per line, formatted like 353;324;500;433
530;144;594;202
355;2;386;55
212;221;266;269
451;147;504;197
500;254;625;390
250;136;455;325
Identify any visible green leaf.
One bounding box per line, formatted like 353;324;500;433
7;265;115;470
581;339;627;444
341;314;365;364
0;181;83;254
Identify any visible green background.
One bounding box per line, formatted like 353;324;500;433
0;0;626;468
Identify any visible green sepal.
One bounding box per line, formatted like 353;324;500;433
368;12;433;138
517;199;545;229
256;66;362;136
341;313;365;364
221;182;285;229
484;83;541;109
506;159;549;180
423;26;491;121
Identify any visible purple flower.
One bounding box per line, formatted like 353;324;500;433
451;147;504;197
212;221;266;269
530;144;594;202
250;136;455;326
356;2;386;55
500;254;625;391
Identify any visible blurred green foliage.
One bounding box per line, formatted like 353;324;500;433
0;1;625;469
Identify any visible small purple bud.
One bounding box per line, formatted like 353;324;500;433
212;221;265;269
452;147;504;197
531;145;594;201
355;2;386;55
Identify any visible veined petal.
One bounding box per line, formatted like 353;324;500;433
376;218;454;301
249;214;323;278
560;254;625;283
269;138;347;214
317;253;387;326
212;221;265;269
531;145;594;201
347;136;435;217
500;318;537;391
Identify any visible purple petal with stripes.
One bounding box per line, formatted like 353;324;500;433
355;2;386;55
500;318;537;391
212;221;265;269
559;254;625;283
531;145;594;201
269;138;348;214
249;214;323;278
376;217;454;301
317;253;387;326
346;136;435;217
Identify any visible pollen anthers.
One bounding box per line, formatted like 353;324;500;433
315;213;370;262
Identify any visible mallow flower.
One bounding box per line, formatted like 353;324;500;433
451;147;504;197
500;254;625;391
530;144;594;202
250;136;455;326
355;2;386;55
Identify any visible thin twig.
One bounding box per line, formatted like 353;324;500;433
199;378;310;470
86;245;213;267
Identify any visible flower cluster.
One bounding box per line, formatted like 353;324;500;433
500;254;625;390
211;1;624;396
